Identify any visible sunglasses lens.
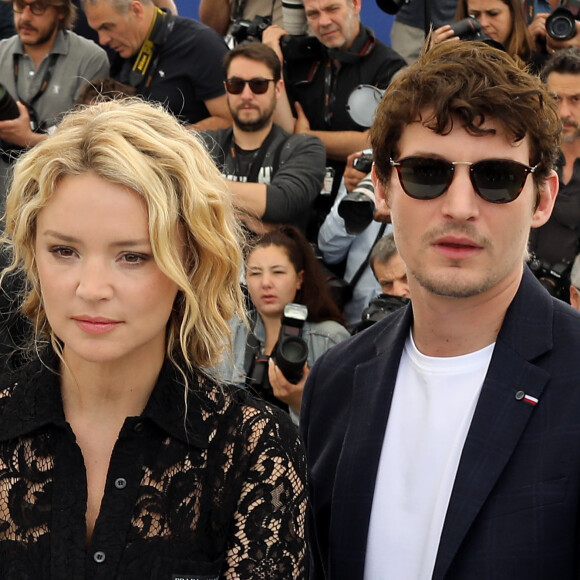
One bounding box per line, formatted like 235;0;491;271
225;79;244;94
397;158;452;199
472;160;528;203
248;80;270;94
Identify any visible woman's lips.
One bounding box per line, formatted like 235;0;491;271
73;317;122;335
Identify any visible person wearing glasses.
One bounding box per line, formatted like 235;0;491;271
0;0;108;193
201;42;325;235
262;0;406;239
300;40;580;580
528;48;580;300
84;0;231;130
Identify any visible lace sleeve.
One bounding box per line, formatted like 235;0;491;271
222;405;307;579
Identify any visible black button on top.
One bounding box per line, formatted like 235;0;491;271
515;390;525;400
93;551;106;563
114;477;127;489
133;422;144;433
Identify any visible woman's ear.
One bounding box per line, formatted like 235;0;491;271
297;269;304;290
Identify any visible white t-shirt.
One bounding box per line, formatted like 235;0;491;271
364;332;495;580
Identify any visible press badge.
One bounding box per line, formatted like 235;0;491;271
321;167;335;196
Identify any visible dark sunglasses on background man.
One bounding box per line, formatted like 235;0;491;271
390;156;538;204
224;78;275;95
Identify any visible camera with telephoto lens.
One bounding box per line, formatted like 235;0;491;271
546;0;580;40
450;16;491;41
0;83;19;122
231;14;272;43
528;253;572;301
338;152;376;235
282;0;308;35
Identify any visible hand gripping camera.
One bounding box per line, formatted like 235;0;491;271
0;83;19;122
546;0;580;41
247;303;309;404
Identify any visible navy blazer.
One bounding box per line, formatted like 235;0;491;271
301;267;580;579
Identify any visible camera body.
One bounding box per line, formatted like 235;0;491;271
546;0;580;40
231;14;272;43
528;254;572;301
355;293;410;333
353;152;373;174
247;303;309;405
0;83;19;122
272;303;309;384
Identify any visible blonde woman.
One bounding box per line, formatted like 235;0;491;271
0;99;306;578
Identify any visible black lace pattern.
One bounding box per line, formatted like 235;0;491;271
0;354;307;579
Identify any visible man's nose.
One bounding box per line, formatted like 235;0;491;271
440;165;480;221
393;280;410;298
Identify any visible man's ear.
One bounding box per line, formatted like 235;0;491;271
372;164;391;222
531;170;558;229
351;0;362;17
129;0;145;18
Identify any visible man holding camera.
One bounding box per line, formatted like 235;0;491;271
84;0;231;129
200;42;326;235
300;40;580;579
528;48;580;297
199;0;284;41
0;0;108;157
263;0;406;236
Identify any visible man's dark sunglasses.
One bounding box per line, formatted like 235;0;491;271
13;0;51;14
390;156;538;204
224;77;275;95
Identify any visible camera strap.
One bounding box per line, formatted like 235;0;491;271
222;127;283;182
243;308;263;377
128;7;174;88
349;222;387;289
322;29;377;127
12;52;58;126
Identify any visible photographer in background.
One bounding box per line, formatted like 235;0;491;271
0;0;108;195
528;47;580;300
318;149;392;329
262;0;406;238
214;226;350;423
433;0;541;68
527;0;580;55
199;0;284;43
200;42;325;235
356;232;411;331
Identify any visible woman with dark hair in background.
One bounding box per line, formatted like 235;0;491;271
216;225;350;422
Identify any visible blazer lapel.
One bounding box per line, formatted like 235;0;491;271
432;269;554;580
329;307;412;578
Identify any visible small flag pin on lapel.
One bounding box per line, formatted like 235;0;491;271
515;390;539;406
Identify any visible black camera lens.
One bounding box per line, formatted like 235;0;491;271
274;335;308;384
450;17;483;40
546;8;577;40
0;83;19;121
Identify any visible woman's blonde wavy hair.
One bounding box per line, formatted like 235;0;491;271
1;98;246;372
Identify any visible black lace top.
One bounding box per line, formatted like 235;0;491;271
0;352;307;579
